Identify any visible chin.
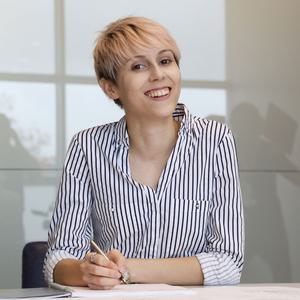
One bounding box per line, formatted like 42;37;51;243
151;100;178;117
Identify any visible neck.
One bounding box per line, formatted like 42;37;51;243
126;116;180;160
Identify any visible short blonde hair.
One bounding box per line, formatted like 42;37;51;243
93;16;181;107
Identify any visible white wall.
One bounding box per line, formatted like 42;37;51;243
0;0;299;287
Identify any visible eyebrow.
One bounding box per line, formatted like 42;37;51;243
127;49;174;63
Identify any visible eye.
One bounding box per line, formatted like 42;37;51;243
160;58;172;65
132;63;146;70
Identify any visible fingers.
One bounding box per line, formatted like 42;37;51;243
107;249;127;272
86;252;119;270
107;250;129;283
83;273;121;289
108;250;126;265
82;260;121;278
80;252;122;290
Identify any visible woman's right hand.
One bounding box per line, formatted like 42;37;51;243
80;251;123;289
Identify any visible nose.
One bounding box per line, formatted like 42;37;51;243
149;64;165;81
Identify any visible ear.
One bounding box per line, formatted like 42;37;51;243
99;78;120;100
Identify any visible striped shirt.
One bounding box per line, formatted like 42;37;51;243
44;103;244;285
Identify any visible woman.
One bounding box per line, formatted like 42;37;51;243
44;16;244;289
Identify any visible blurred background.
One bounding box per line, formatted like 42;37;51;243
0;0;299;288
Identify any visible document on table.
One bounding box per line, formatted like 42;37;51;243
196;285;300;300
50;283;196;298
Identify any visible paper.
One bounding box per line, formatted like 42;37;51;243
50;283;196;298
196;285;300;300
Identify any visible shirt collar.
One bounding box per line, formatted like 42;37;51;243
173;103;194;136
114;103;194;147
114;116;129;147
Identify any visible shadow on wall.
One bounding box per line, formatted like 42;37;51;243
230;102;299;283
0;113;39;288
0;114;38;168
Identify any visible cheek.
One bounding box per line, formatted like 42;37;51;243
171;66;181;83
173;75;181;99
177;73;181;84
173;70;181;89
126;83;140;94
177;66;181;79
117;79;133;96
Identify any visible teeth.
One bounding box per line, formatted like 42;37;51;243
146;88;169;98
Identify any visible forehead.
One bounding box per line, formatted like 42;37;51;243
123;37;177;61
128;46;175;60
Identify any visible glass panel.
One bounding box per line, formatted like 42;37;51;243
65;0;225;80
0;0;54;74
0;170;60;288
0;82;56;168
23;185;57;242
180;88;226;122
66;84;124;147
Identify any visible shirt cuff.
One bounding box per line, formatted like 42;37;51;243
43;250;78;284
197;252;241;285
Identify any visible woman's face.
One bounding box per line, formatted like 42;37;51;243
113;41;181;122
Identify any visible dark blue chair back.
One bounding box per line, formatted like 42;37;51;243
22;241;48;288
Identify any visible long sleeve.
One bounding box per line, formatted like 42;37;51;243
43;135;93;283
197;130;244;285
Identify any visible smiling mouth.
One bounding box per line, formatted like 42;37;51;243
145;87;170;98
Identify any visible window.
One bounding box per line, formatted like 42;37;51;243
0;0;226;288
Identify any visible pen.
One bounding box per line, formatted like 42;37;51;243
90;240;130;284
90;240;110;261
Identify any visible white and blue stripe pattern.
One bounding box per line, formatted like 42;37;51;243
44;103;244;285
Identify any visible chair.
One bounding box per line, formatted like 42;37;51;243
22;241;48;288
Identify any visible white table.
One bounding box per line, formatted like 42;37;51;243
61;283;300;300
186;283;300;300
1;283;299;300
